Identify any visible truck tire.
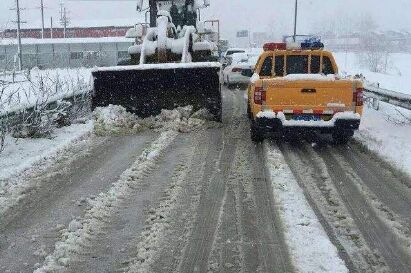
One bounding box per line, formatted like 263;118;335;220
247;103;252;119
332;130;354;144
250;122;264;143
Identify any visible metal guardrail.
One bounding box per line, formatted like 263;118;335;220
364;85;411;111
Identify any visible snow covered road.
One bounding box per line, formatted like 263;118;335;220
0;133;157;272
0;87;410;273
279;139;411;273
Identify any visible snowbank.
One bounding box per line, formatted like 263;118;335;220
0;67;91;115
93;105;215;136
281;74;337;81
355;102;411;175
93;62;221;72
0;121;92;215
265;142;348;273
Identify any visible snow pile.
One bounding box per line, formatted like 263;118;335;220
256;110;276;119
94;62;221;72
0;122;92;216
0;67;91;115
34;131;178;273
93;105;214;136
264;142;348;273
93;105;141;135
281;74;337;81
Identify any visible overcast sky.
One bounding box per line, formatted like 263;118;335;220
1;0;411;40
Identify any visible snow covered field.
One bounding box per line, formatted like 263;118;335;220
334;52;411;94
355;101;411;175
331;52;411;174
0;68;91;115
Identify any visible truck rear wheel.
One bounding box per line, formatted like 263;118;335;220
250;122;264;143
332;130;354;144
247;103;252;119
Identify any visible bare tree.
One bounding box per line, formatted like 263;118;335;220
12;70;74;138
358;33;391;73
0;70;8;153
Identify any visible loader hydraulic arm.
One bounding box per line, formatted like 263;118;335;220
149;0;158;27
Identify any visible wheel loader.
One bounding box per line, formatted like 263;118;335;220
91;0;222;121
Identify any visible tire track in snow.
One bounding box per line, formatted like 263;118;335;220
249;143;294;273
138;130;218;273
1;133;156;273
124;135;197;273
33;131;178;273
315;146;411;273
279;141;389;273
177;89;241;273
63;134;195;273
198;89;295;273
336;144;411;226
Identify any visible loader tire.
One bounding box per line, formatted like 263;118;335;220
208;100;222;122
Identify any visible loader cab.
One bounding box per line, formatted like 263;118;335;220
157;0;198;28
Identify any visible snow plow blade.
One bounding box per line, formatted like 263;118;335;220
91;62;222;121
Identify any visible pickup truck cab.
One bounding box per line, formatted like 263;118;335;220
248;42;364;143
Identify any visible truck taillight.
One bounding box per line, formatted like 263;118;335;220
232;67;242;72
254;87;266;105
353;88;364;106
263;42;287;51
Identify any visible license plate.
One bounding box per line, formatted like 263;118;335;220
293;115;321;121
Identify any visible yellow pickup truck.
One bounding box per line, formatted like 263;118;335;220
247;42;364;143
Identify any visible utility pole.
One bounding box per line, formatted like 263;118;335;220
40;0;45;39
50;17;53;39
11;0;24;70
293;0;298;42
60;2;70;38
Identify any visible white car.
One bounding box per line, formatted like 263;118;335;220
223;48;247;59
221;48;246;66
222;53;259;88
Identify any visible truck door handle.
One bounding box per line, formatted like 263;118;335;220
301;88;316;93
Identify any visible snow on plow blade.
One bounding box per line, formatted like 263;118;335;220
91;62;222;121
